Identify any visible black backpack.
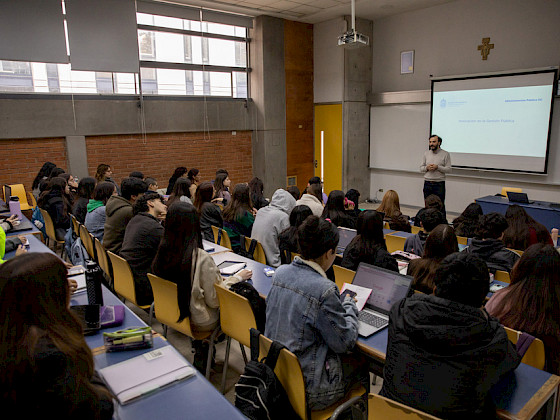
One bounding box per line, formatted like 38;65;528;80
235;329;299;420
229;282;266;333
238;234;258;260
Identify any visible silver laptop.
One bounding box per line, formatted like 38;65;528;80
336;227;357;254
352;262;412;337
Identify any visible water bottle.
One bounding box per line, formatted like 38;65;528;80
85;260;104;306
8;196;23;221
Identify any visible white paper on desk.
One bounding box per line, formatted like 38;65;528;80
73;273;87;294
99;346;195;405
220;262;246;275
341;283;372;311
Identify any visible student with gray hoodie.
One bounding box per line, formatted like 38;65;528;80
84;182;116;241
251;189;296;267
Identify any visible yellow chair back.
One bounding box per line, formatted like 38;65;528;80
94;237;112;281
3;184;32;211
39;208;63;244
383;221;390;229
107;251;150;309
27;192;37;209
494;270;510;284
70;214;81;237
332;265;356;291
411;225;422;235
367;393;441;419
245;236;267;264
456;235;468;246
385;234;406;253
501;187;522;196
504;326;545;370
147;273;208;340
507;248;524;257
214;283;257;347
79;224;96;260
211;225;232;249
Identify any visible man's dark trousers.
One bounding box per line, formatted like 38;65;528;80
423;180;446;219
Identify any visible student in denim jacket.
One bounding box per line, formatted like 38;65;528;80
265;216;367;410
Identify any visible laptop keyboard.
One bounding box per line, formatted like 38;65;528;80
358;311;388;328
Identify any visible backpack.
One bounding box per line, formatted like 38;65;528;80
238;235;258;260
31;206;46;237
229;281;266;333
235;329;299;420
70;237;88;267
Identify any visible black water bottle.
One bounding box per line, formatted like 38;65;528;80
85;260;104;306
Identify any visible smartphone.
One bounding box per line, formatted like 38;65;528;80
263;267;275;277
21;236;30;248
340;289;357;301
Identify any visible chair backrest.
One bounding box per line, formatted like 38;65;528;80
410;225;422;235
27;191;37;208
383;221;390;229
494;270;511;284
4;184;31;210
39;208;58;242
214;283;257;347
456;235;468;246
258;334;307;420
368;393;441;420
508;248;524;257
332;265;356;291
107;250;141;306
79;224;96;260
385;234;407;253
501;187;522;196
147;273;207;340
244;236;267;264
94;237;112;281
503;326;545;370
211;225;232;249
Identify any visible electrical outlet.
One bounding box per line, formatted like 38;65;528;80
379;189;383;192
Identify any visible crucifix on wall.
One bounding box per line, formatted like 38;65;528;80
478;37;494;60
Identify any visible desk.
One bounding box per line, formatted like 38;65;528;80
4;232;54;259
476;195;560;231
1;213;42;239
387;231;414;239
203;239;230;255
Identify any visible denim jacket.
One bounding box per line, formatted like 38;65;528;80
265;257;359;410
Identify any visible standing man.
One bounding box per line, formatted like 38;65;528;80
421;135;451;217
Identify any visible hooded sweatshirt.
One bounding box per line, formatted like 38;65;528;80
381;294;520;419
464;238;520;273
403;231;428;256
251;189;296;267
84;199;106;241
103;195;133;254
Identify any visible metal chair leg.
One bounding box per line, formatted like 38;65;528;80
148;302;155;326
220;336;232;394
205;327;220;379
240;342;248;364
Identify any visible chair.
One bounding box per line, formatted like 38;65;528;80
508;248;524;257
258;334;367;420
501;187;522;196
494;270;510;284
410;225;422;234
332;393;441;420
333;265;356;291
211;225;232;249
3;184;32;211
39;208;66;258
385;234;407;253
244;236;267;264
70;214;81;237
504;326;545;370
456;235;468;246
214;283;256;393
148;273;219;379
94;237;113;288
27;192;37;209
79;224;96;261
383;221;390;229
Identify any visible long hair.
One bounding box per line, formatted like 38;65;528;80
93;181;116;205
452;202;482;237
152;202;203;322
306;183;323;202
347;210;387;259
76;177;96;200
502;204;551;250
38;177;70;214
193;182;214;212
491;244;560;338
166;166;187;195
376;190;400;219
187;168;199;183
213;173;229;199
0;253;110;403
222;183;252;222
321;190;348;226
167;178;192;207
32;162;56;190
95;164;110;183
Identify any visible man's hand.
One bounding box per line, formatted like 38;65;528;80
426;164;438;171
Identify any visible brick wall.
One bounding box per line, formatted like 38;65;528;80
0;137;68;194
85;131;253;189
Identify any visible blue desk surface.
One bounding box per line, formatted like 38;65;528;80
383;228;395;236
203;239;230;255
387;231;414;239
4;232;54;259
1;213;41;237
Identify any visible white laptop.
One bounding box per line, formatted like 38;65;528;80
352;262;412;337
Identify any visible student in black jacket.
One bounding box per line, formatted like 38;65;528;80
193;182;223;242
278;204;313;264
72;177;96;224
38;177;71;240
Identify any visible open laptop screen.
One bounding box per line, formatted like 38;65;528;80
352;263;411;315
337;227;357;250
4;185;11;202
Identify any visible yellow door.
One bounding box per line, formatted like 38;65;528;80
314;104;342;195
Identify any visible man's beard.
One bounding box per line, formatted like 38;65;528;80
430;145;437;150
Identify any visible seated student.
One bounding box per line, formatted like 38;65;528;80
486;243;560;374
0;253;114;419
0;216;26;264
265;216;368;410
222;183;255;252
144;177;159;192
278;205;313;264
387;211;412;232
103;177;148;254
120;191;167;306
322;190;356;229
166;177;193;206
407;224;458;294
404;208;447;256
376;189;402;222
381;252;521;419
297;183;324;217
129;171;144;180
308;176;327;204
502;204;552;251
187;168;201;198
249;177;269;210
38;177;72;241
341;210;398;273
213;172;231;205
452;202;483;238
152;202;251;369
286;185;300;202
84;182;116;241
166;166;187;195
193;182;223;242
464;212;520;273
252;189;297;267
345;188;361;218
60;173;79;203
414;194;444;226
32;161;57;200
72;177;96;224
95;163;120;195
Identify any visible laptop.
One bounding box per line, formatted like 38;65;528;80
1;185;11;211
336;227;357;254
507;191;533;204
351;262;412;337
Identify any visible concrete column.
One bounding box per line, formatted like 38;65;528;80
250;16;287;198
65;135;89;180
342;17;373;199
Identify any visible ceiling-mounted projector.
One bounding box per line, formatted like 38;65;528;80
338;29;369;48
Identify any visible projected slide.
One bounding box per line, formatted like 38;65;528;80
431;71;556;173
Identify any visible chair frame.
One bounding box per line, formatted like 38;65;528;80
504;326;546;370
39;208;66;258
79;224;96;261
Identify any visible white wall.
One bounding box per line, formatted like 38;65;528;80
369;0;560;213
313;18;345;103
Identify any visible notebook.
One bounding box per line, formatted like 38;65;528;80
336;227;357;254
351;262;412;337
507;191;533;204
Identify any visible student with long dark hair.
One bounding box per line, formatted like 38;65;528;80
187;168;201;198
213;173;231;205
85;182;116;241
321;190;356;229
248;177;268;210
32;162;57;199
341;210;398;272
486;243;560;374
38;177;72;241
193;182;223;242
222;183;254;252
452;202;483;238
72;177;96;224
407;224;459;294
166;177;192;207
0;253;113;419
278;205;313;264
166;166;188;195
502;204;552;251
297;183;324;217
